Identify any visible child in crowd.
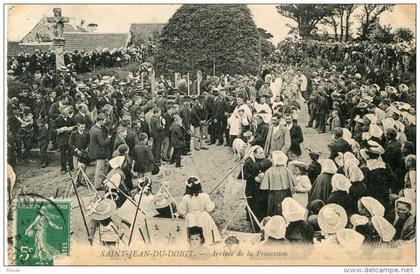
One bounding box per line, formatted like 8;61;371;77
290;161;312;208
330;110;341;132
178;176;221;245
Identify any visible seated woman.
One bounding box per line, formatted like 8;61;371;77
178;176;221;245
347;165;367;215
307;199;325;232
390;197;416;243
326;174;352;215
260;215;290;246
282;197;314;245
371;215;396;246
351;196;385;243
104;155;129;208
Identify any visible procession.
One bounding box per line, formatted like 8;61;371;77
5;4;416;266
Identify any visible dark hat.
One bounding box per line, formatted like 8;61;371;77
306;148;322;156
117;144;129;155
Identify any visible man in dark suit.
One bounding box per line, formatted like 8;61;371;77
133;133;155;177
89;113;112;189
210;91;226;145
179;96;192;153
130;95;142;120
53;106;76;174
69;121;90;169
285;114;304;158
74;103;93;131
149;107;165;165
170;116;185;167
120;116;139;157
328;127;352;159
136;108;150;137
162;104;176;161
250;114;268;148
49;95;69;122
191;95;208;150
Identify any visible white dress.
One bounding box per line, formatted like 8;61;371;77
292;175;312;208
178;193;221;245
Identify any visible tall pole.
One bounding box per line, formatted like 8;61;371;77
213;59;216;77
187;73;190;96
68;171;92;246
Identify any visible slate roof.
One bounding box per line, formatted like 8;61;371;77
62;33;129;52
129;23;165;42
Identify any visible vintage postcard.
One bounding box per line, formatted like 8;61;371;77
3;2;417;268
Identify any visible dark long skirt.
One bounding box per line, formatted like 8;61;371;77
267;189;292;217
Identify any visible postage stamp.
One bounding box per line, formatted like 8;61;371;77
14;199;71;266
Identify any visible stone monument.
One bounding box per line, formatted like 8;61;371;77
47;8;69;70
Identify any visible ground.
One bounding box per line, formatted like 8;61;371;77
10;102;332;243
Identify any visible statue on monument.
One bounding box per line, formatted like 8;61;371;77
47;8;69;41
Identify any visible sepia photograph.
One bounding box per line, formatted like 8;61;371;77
3;1;417;268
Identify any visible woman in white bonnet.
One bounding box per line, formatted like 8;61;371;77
309;159;337;204
260;150;296;216
260;215;290;246
326;174;352;214
282;197;314;244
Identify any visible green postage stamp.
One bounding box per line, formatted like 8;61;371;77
14;199;71;266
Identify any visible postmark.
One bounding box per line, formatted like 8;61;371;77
14;198;71;266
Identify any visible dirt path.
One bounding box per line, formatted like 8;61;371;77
11;96;333;242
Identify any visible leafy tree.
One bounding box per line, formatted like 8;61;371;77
257;28;274;61
394;27;414;43
322;4;358;41
344;4;357;41
155;4;261;76
357;4;394;40
276;4;335;39
372;23;395;43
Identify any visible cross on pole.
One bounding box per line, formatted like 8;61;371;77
47;8;69;70
47;8;69;41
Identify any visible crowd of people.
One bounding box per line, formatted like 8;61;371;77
7;36;416;251
276;39;416;91
7;44;156;75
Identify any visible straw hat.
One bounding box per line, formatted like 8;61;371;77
153;195;171;209
288;160;308;170
318;204;348;234
91;199;117;221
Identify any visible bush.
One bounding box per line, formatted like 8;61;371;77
155;4;261;76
